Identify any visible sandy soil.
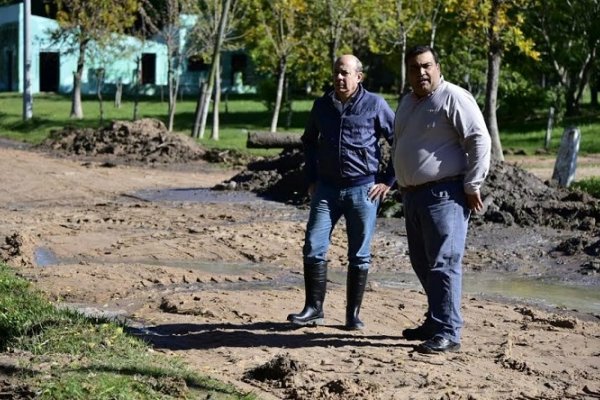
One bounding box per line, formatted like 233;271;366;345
1;145;599;400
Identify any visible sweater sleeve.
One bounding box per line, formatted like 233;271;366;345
446;87;491;194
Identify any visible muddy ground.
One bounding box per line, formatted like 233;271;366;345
0;120;599;399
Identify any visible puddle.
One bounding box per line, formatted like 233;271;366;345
371;270;600;315
33;245;600;315
462;274;600;314
34;246;59;267
126;188;274;203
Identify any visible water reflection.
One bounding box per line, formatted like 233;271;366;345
372;270;600;314
33;245;600;315
34;247;59;267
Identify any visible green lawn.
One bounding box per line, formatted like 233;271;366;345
1;92;598;155
0;92;310;156
0;262;256;399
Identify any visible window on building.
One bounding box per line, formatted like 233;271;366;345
141;53;156;85
187;55;208;72
39;52;59;92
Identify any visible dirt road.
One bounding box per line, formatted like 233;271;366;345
1;145;599;400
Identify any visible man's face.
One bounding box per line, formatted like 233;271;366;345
333;56;362;102
406;51;441;98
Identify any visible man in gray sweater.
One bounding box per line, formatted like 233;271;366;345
392;45;491;353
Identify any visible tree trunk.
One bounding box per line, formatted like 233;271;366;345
192;80;207;138
284;75;293;129
70;41;86;119
565;83;578;117
22;0;32;120
571;50;596;115
114;78;122;109
198;69;215;139
211;53;221;141
485;51;503;162
247;131;302;149
167;65;179;132
133;57;141;121
96;69;105;124
484;0;504;162
398;39;407;101
199;0;231;139
270;57;287;132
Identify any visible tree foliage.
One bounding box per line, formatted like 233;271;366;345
528;0;600;116
240;0;308;131
53;0;139;119
443;0;539;161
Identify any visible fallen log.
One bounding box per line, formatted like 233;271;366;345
246;130;303;149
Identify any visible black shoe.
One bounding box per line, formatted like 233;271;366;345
416;337;460;354
402;325;435;341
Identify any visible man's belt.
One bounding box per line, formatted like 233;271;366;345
400;175;464;193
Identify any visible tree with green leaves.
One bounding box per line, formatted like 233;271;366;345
529;0;600;116
241;0;307;132
446;0;539;161
309;0;358;70
53;0;139;119
363;0;449;98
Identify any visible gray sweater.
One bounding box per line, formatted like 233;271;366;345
392;79;491;194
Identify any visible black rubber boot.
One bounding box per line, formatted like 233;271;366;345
345;267;368;330
287;262;327;326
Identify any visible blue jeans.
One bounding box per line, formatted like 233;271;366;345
303;182;379;270
402;180;470;343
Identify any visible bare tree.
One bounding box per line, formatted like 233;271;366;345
141;0;198;131
190;0;242;140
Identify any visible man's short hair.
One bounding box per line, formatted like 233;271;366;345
334;55;363;73
405;45;439;65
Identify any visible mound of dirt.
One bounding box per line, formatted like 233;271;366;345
480;160;599;231
38;119;258;169
214;149;308;203
217;149;600;246
243;354;380;400
35;122;600;252
244;353;306;386
38;119;206;164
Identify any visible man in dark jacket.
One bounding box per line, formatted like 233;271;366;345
287;54;395;330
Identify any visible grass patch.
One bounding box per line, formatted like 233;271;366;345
1;92;599;155
501;106;600;155
572;177;600;198
0;92;307;158
0;262;256;399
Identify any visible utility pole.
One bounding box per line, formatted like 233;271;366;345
23;0;33;120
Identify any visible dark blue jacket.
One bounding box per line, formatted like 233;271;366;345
301;85;395;188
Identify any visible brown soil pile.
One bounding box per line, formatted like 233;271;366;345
220;149;600;228
36;118;253;167
480;160;600;258
35;123;600;256
215;149;309;203
217;148;600;265
38;119;206;164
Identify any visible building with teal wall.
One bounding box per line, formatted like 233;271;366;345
0;1;255;96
